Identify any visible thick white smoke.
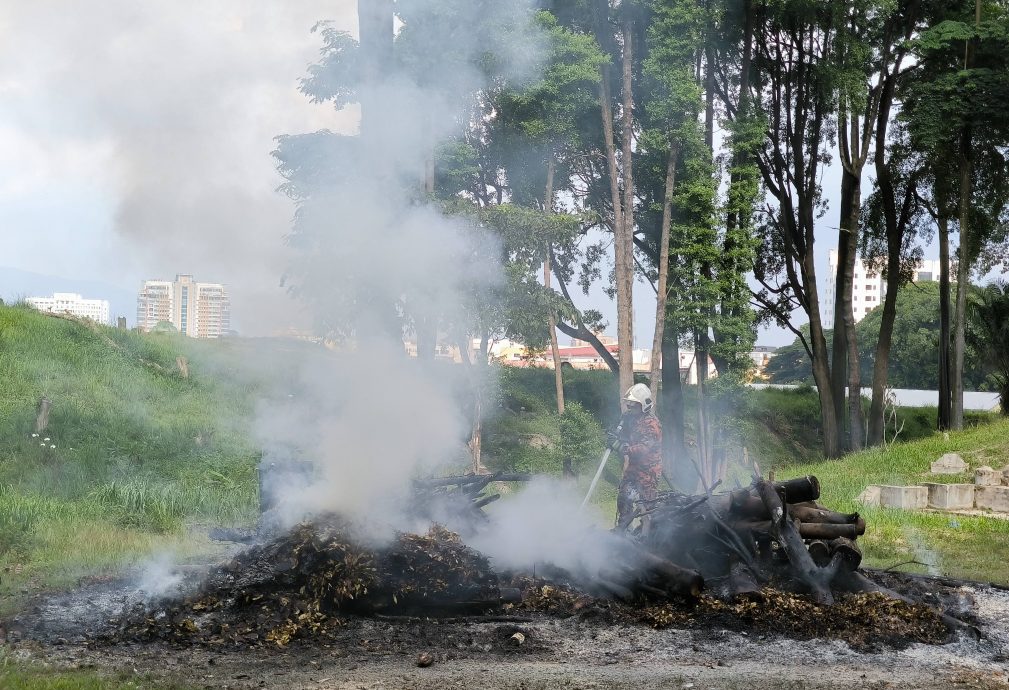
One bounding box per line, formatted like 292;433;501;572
470;478;624;578
253;0;549;530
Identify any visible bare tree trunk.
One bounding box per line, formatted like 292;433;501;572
938;214;952;430
832;163;864;451
952;1;980;430
867;242;901;444
544;154;564;414
806;255;841;458
650;144;678;397
461;333;491;474
660;326;685;482
843;186;865;450
830;171;853;449
696;2;715;478
416;114;438;361
599;65;629;395
616;16;636;398
953;148;972;430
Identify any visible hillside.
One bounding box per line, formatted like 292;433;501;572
1;302;1006;613
0;304;265;607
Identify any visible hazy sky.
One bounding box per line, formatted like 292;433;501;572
0;2;927;346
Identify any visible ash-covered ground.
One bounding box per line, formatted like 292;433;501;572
4;523;1009;690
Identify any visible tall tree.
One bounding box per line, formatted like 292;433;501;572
903;0;1009;429
748;1;844;458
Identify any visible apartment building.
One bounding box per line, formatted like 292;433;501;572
27;293;110;324
823;250;943;329
137;274;230;338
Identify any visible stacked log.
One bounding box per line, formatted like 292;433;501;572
633;476;870;604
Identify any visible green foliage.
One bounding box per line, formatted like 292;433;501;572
766;282;993;391
483;367;610;476
967;280;1009;414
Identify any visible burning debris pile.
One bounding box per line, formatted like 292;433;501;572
117;518;508;647
109;473;976;650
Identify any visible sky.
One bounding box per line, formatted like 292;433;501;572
0;2;932;346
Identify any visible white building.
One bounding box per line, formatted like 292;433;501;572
27;293;111;325
823;250;943;329
137;274;231;338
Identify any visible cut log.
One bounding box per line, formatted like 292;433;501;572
472;493;500;509
732;520;865;541
754;480;833;604
790;505;861;525
773;476;820;503
630;546;704;597
829;537;861;571
807;540;831;568
795;521;865;540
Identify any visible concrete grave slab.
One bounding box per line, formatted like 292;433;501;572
975;466;1000;486
923;483;975;510
879;485;928;510
930;453;967;474
975;485;1009;513
855;485;881;507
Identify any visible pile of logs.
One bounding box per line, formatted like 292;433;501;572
633;476;870;604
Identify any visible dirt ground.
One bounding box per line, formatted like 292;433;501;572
4;570;1009;690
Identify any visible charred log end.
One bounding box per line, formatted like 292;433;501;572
807;540;831;568
776;475;820;503
829;537;862;571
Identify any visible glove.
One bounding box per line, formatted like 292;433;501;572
606;430;621;450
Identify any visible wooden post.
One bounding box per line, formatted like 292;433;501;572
34;397;52;434
176;356;189;378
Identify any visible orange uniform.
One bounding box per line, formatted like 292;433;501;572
616;413;663;529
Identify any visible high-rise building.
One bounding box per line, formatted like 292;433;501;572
137;274;230;338
823;250;943;328
27;293;111;324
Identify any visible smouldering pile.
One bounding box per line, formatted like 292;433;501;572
638;590;950;651
115;516;500;647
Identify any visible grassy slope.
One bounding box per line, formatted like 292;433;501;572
0;305;261;610
781;419;1009;584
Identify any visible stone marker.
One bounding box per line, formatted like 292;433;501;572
923;483;975;510
930;453;967;474
879;485;928;510
855;485;881;507
975;486;1009;513
975;466;1000;486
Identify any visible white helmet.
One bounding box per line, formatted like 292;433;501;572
623;383;654;413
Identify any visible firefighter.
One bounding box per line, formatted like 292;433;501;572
615;383;662;531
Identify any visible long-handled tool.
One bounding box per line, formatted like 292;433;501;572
580;419;624;509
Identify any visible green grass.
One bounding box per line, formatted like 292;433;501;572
0;304;263;610
0;655;198;690
780;417;1009;584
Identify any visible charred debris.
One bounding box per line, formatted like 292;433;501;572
112;472;979;650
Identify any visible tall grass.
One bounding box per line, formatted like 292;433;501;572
0;305;261;604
